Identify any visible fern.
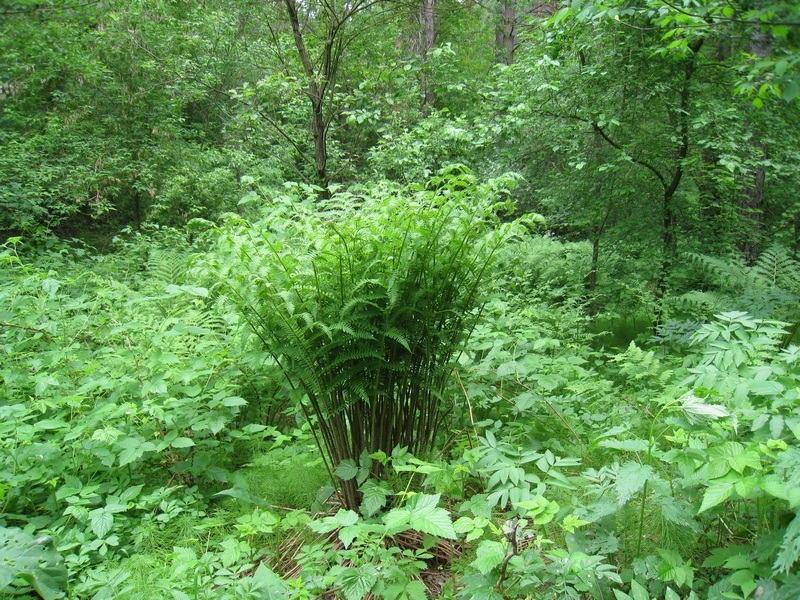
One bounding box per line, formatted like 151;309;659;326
774;513;800;575
210;170;522;508
679;246;800;325
146;249;189;286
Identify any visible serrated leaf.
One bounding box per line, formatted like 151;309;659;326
359;480;390;517
698;481;735;513
117;438;155;466
90;509;113;539
406;494;456;539
335;458;359;481
773;512;800;574
335;509;360;527
341;564;378;600
471;540;506;574
726;451;760;474
615;462;655;506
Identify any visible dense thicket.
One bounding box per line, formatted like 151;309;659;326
2;0;800;598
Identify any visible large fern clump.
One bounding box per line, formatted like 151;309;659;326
211;170;521;508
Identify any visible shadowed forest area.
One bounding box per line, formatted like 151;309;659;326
2;1;800;598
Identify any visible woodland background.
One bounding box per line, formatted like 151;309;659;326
1;0;800;598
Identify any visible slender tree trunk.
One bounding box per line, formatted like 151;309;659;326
420;0;435;112
737;13;770;264
738;150;765;264
283;0;332;193
496;0;516;65
586;208;610;315
652;37;705;329
310;91;329;191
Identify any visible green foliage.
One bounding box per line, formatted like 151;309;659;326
210;169;522;508
0;528;67;599
673;246;800;326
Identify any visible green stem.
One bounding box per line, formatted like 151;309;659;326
636;479;648;557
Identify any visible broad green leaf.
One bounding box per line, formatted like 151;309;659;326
214;487;271;508
727;451;760;474
730;569;757;598
221;396;247;407
406;494;456;539
630;579;650;600
335;459;359;481
335;509;360;527
250;563;288;596
359;480;390;517
171;437;195;448
615;462;654;506
471;540;506;574
0;528;67;600
698;481;735;513
340;564;378;600
665;587;680;600
90;509;113;539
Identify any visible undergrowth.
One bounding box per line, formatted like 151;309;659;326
1;177;799;600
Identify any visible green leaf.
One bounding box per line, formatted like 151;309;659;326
0;528;67;600
171;437;195;448
359;480;390;517
335;509;360;527
773;512;800;574
214;487;271;508
599;439;649;452
335;459;359;481
90;509;113;538
615;462;655;506
471;540;506;574
406;493;456;539
34;419;68;430
730;569;757;598
340;564;378;600
41;279;60;298
698;481;735;513
250;563;289;596
221;396;248;407
665;587;680;600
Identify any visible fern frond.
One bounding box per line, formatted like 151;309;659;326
753;245;800;294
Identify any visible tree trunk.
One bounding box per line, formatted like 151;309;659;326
652;36;705;329
738;154;765;264
737;13;770;264
283;0;333;194
310;91;329;192
496;0;516;65
420;0;435;112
